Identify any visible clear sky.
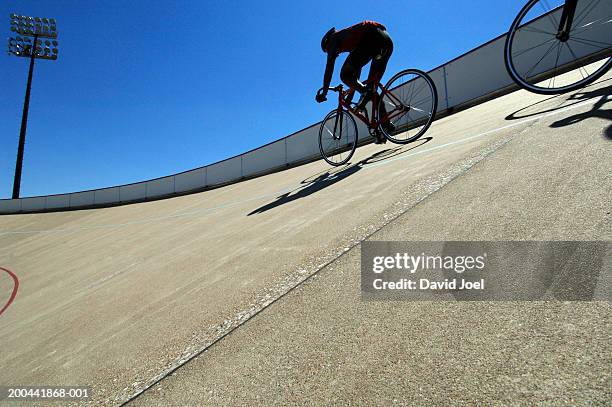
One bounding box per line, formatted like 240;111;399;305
0;1;522;198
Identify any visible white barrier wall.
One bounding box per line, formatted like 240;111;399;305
242;140;287;177
120;183;146;202
445;39;513;108
21;197;46;212
70;191;95;207
1;4;610;214
94;188;120;205
175;168;206;193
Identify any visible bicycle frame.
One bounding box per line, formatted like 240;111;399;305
556;0;578;41
332;82;408;133
319;68;437;166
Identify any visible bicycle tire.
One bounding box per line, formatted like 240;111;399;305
318;108;358;166
504;0;612;95
378;69;438;144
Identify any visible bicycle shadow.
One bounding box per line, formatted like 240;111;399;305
504;80;612;121
247;137;432;216
549;92;611;129
247;163;362;216
362;137;433;165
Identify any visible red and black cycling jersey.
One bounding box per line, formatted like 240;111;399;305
321;21;391;92
327;21;387;54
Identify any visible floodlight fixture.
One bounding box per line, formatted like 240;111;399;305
9;13;57;38
6;13;60;198
7;15;59;60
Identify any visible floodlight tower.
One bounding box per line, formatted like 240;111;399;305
6;14;59;199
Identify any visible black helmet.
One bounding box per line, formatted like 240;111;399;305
321;27;335;52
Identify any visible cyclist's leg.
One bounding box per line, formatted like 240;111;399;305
367;28;393;83
368;29;394;119
341;51;370;97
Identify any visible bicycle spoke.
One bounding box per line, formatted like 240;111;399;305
407;80;416;106
384;99;399;110
410;106;433;117
386;109;409;123
324;125;334;138
518;26;557;35
572;0;601;29
324;134;337;147
405;111;413;124
386;88;405;107
406;111;418;127
399;80;407;104
548;42;563;88
400;79;412;103
565;42;590;79
569;36;612;49
411;81;429;101
410;95;433;108
571;15;612;36
396;80;427;111
512;37;557;58
540;0;559;30
524;40;559;79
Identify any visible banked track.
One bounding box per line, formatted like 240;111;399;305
0;72;610;406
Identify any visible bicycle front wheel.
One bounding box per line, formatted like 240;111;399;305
505;0;612;95
378;69;438;144
318;109;358;166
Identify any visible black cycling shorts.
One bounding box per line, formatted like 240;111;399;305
344;27;393;71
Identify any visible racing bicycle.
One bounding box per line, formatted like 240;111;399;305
318;69;438;166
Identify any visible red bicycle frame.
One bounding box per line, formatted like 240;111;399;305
333;82;408;132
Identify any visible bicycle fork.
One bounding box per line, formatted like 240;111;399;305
556;0;578;42
332;107;344;140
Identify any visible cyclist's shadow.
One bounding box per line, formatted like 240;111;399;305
505;83;612;121
247;162;362;216
248;137;432;216
549;91;611;129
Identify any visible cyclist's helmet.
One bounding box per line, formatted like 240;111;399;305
321;27;335;52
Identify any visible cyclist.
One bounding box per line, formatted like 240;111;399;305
316;20;395;143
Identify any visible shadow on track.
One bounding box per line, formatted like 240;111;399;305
505;80;612;121
359;137;432;165
248;137;432;216
549;92;611;129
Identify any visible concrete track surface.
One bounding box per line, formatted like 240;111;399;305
0;71;610;406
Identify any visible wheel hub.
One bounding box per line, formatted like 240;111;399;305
556;31;570;42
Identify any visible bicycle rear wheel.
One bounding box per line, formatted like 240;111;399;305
505;0;612;95
318;109;358;166
378;69;438;144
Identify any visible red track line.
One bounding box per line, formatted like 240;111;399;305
0;267;19;317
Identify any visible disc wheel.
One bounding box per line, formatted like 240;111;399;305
505;0;612;94
378;69;438;144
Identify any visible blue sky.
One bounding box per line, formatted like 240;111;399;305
0;1;522;198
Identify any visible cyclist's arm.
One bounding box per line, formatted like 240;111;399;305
322;50;337;91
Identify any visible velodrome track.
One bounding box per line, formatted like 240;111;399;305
0;71;610;406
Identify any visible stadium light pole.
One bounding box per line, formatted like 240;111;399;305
6;14;59;199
